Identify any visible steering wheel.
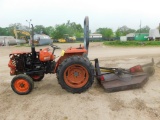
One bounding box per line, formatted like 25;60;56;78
50;44;60;49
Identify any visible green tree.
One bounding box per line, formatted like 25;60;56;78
115;28;122;37
52;24;68;39
52;21;83;39
0;21;83;39
8;23;29;37
0;27;6;35
45;26;54;36
136;25;150;33
115;26;136;36
34;25;47;34
66;20;83;37
8;24;18;37
96;27;113;39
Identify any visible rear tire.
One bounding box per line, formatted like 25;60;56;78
11;74;34;95
57;56;94;93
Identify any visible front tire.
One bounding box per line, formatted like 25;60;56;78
11;74;34;95
57;56;94;93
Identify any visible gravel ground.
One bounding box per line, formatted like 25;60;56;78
0;42;160;120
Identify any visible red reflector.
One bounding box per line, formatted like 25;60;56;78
100;75;105;81
130;65;143;73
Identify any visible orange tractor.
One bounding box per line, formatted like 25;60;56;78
8;17;94;95
8;17;155;95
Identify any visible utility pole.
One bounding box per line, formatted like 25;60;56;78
139;20;141;34
26;19;32;45
159;23;160;33
26;19;32;30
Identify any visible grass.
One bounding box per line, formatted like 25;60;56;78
14;40;160;47
15;43;30;47
15;44;48;47
103;41;160;47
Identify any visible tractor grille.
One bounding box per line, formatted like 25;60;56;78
10;54;25;73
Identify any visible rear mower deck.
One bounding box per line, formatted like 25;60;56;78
95;58;151;92
100;73;148;92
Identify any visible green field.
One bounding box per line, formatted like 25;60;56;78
103;41;160;46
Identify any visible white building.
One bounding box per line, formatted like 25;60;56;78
89;34;102;39
120;36;127;41
0;36;16;46
149;29;160;39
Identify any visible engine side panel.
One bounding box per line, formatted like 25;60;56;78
39;48;54;62
8;52;56;76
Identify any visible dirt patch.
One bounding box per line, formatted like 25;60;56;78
108;97;125;111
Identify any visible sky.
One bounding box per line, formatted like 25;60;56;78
0;0;160;32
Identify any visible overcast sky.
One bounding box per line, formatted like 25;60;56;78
0;0;159;32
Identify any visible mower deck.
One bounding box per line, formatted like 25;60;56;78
94;58;152;92
100;73;148;92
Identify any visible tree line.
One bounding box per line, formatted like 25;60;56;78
0;21;151;39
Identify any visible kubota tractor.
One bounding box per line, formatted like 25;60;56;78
8;17;94;95
8;16;155;95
